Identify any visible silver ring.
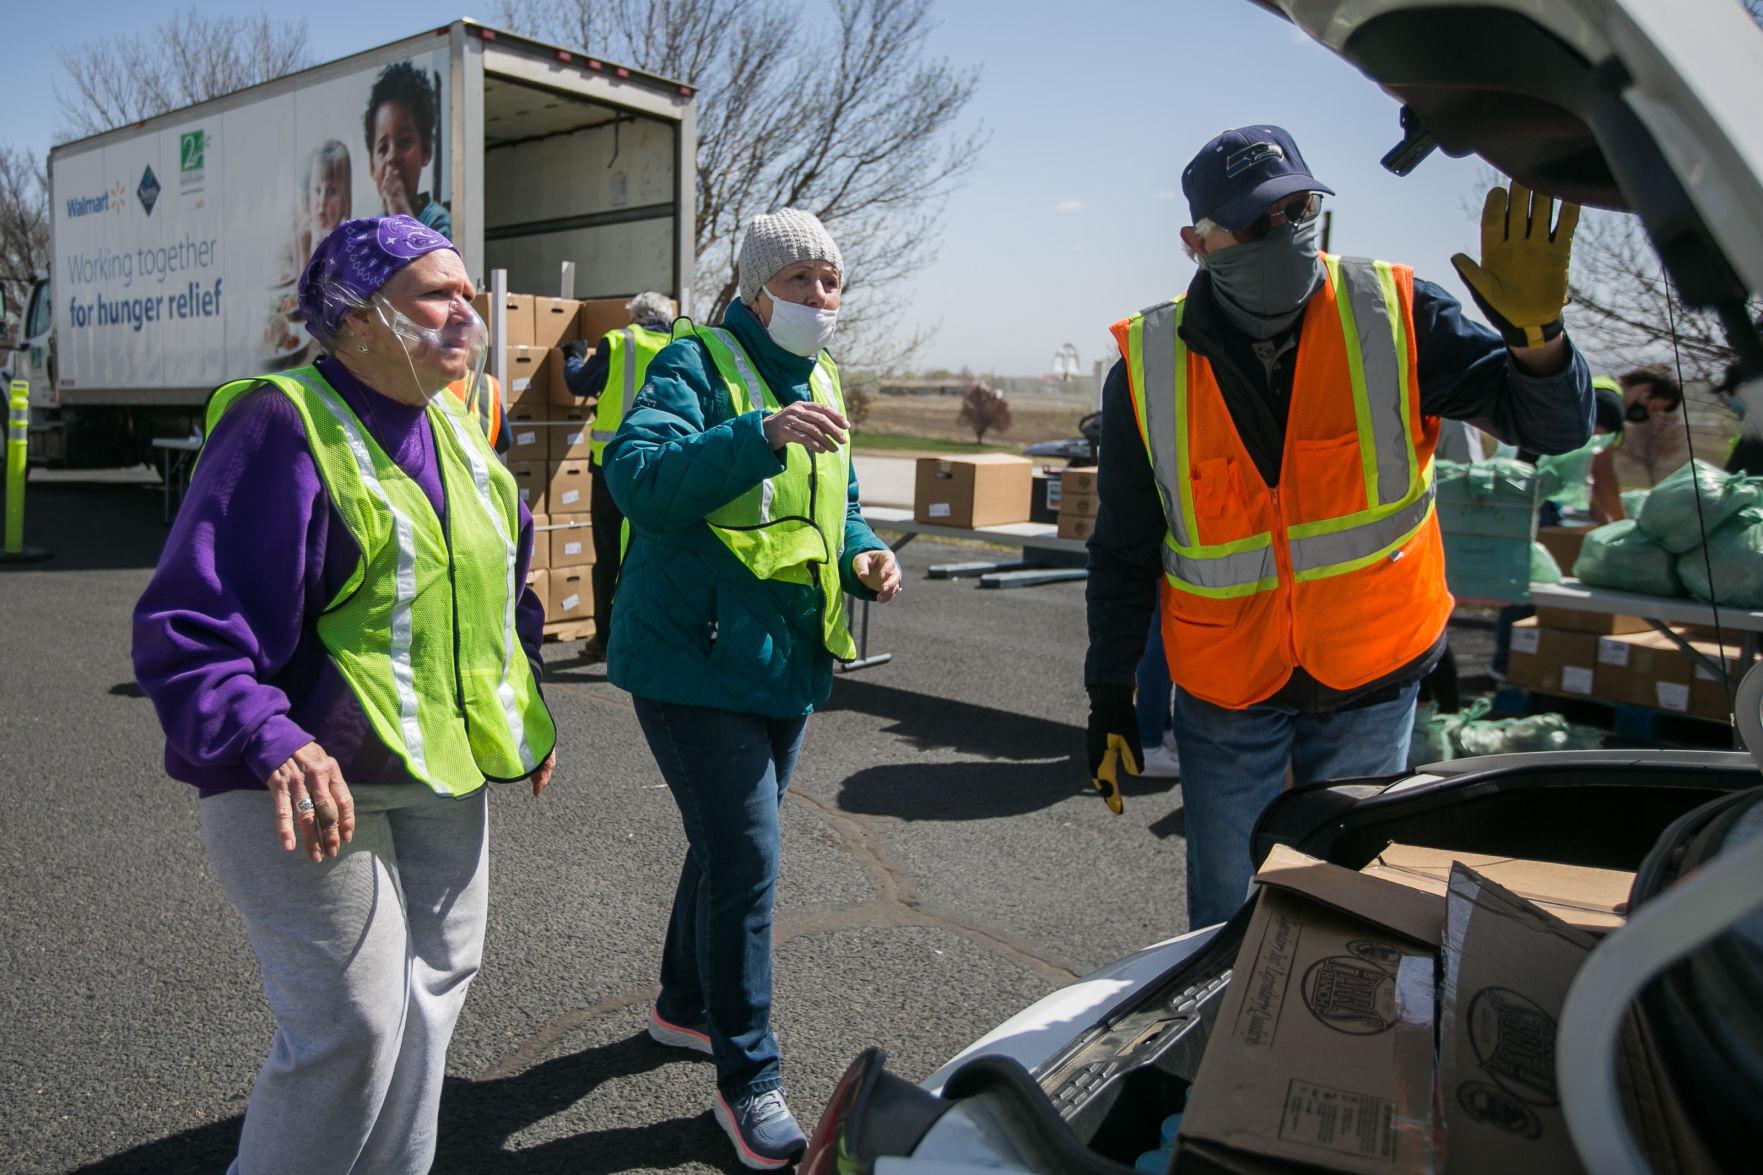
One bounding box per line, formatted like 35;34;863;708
295;798;315;814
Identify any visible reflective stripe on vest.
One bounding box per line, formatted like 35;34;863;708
590;324;670;460
203;366;556;793
1125;255;1434;598
693;327;858;662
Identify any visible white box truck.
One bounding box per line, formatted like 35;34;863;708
5;19;695;466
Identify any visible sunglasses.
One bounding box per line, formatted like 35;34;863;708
1233;193;1322;243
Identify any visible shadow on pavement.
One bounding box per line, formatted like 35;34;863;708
74;1034;747;1175
0;475;168;572
826;677;1178;821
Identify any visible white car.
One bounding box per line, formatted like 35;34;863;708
802;1;1763;1171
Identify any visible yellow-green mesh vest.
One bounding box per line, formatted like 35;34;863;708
590;324;671;463
694;328;857;661
204;365;557;794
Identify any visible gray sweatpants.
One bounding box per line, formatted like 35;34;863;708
200;783;488;1175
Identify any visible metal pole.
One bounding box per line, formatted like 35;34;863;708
2;380;50;563
490;268;508;398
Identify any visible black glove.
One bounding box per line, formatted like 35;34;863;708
1086;683;1142;816
560;339;590;363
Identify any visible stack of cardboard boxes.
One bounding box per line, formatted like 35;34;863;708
1507;607;1739;723
474;291;652;640
1056;468;1099;541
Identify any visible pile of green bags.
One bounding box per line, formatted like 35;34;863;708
1574;519;1683;597
1571;459;1763;607
1409;698;1604;768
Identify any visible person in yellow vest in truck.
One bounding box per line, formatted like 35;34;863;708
601;209;901;1169
560;291;677;662
1084;126;1594;931
132;215;556;1174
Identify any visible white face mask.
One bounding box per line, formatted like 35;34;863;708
763;292;838;357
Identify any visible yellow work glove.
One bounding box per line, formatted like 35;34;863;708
1451;180;1580;351
1086;684;1142;815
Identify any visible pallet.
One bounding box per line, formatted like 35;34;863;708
542;620;595;643
1492;686;1734;748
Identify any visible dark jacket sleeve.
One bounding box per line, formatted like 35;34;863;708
1411;277;1594;456
564;336;613;398
1084;358;1163;688
514;499;546;684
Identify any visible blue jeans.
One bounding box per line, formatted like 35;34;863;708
1169;682;1419;929
633;697;808;1098
1136;618;1174;749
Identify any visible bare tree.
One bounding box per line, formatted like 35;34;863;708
0;146;49;336
957;381;1010;444
55;10;313;139
492;0;985;369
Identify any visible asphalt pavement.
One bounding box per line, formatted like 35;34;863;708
0;468;1193;1175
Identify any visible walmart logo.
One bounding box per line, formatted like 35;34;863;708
65;180;126;219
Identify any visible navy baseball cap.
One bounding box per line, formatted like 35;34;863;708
1182;125;1334;232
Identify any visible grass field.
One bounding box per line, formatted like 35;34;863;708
856;388;1092;449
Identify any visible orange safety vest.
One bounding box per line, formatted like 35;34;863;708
447;372;504;450
1112;254;1452;710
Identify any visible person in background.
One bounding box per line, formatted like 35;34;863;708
561;291;677;662
602;209;901;1169
132;215;555;1175
1721;362;1763;476
447;368;508;457
1085;126;1593;930
365;61;451;238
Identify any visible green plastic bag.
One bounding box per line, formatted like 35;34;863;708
1414;698;1603;765
1677;507;1763;609
1530;541;1563;584
1573;519;1682;596
1635;459;1762;554
1620;488;1650;518
1533;433;1618;510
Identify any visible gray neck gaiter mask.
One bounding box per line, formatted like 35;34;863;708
1203;217;1325;340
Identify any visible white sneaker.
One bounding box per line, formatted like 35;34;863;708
1138;742;1182;779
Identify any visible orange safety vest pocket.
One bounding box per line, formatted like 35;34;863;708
1161;590;1290;709
1291;523;1452;690
1288;434;1369;523
1190;457;1248;520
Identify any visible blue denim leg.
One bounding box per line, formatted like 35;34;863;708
1135;617;1174;749
1168;682;1419;929
632;697;808;1099
1491;604;1535;673
1168;692;1295;930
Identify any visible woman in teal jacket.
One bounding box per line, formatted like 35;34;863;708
602;209;902;1170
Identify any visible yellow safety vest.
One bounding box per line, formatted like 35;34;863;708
590;324;671;463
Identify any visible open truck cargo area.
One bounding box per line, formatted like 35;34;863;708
13;19;694;467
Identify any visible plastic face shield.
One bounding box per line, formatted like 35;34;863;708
372;294;489;402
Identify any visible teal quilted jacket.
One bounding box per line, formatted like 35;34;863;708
602;300;887;717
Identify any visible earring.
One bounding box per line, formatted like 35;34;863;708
356;343;370;353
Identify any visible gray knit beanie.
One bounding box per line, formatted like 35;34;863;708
737;208;844;306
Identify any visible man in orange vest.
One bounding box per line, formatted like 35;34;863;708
446;370;508;456
1084;126;1594;928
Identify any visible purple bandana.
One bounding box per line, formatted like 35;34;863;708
297;215;458;346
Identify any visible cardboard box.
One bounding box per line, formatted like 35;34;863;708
1057;513;1097;541
1059;491;1100;519
1060;468;1098;496
547;460;591;514
1533;605;1650;636
548;345;587;406
527;513;550;571
1180;849;1438;1174
546;513;594;568
548;566;590;621
503;345;552;408
1687;639;1742;722
472;292;533;348
1030;471;1061;524
912;454;1032;528
1360;843;1631;933
530;296;582;349
1536;525;1595;577
504;401;550;464
1592;629;1690;710
1506;619;1598;696
1439;864;1597;1174
509;461;547;516
549;404;593;460
577;295;679;345
525;568;549;619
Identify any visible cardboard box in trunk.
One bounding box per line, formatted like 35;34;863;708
508;461;546;516
549;404;593;460
546;513;594;568
912;454;1032;528
1180;847;1440;1174
503;346;552;408
547;460;591;514
472;292;533;348
504;401;550;464
530;297;582;349
1360;843;1631;933
548;567;590;621
1506;619;1598;697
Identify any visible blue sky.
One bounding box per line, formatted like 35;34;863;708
15;1;1502;374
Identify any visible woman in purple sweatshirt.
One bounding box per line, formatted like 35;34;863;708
133;216;555;1175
